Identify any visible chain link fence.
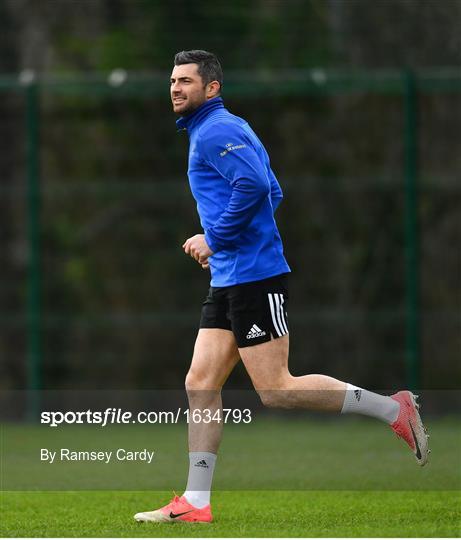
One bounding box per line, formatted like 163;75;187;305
1;69;460;398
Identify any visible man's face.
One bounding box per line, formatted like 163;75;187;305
170;63;208;116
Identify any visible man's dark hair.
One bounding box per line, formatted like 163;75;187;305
174;50;223;91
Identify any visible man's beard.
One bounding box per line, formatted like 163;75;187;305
174;93;207;116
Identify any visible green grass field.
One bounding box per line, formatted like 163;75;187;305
1;490;460;537
1;416;460;537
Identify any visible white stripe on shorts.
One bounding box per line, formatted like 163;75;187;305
268;293;288;337
268;293;283;337
275;294;288;335
276;293;288;334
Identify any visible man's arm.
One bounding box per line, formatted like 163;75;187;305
269;168;283;212
199;124;271;253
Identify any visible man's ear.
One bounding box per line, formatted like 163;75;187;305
207;80;221;98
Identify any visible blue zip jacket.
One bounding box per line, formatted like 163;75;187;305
176;97;291;287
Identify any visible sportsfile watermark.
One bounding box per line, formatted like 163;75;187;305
40;407;252;427
2;390;460;491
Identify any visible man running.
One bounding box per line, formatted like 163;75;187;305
134;50;429;524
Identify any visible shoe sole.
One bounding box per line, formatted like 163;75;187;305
134;512;211;523
408;392;430;466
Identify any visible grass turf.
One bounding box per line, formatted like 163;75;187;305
1;416;460;536
2;416;460;491
1;490;460;537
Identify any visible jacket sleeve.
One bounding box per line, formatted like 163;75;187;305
199;124;271;253
269;169;283;212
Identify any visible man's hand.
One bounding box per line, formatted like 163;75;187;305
182;234;213;267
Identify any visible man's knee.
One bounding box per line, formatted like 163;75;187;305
185;369;206;392
255;377;294;409
185;366;221;393
257;389;291;409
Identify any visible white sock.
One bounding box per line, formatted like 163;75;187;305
183;452;217;509
341;383;400;424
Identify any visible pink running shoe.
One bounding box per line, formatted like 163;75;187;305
134;495;212;523
390;390;429;466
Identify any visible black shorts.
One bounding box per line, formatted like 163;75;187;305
199;273;289;348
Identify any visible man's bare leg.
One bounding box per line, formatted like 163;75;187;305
239;335;399;421
238;334;428;466
183;328;240;507
133;328;239;522
186;328;240;450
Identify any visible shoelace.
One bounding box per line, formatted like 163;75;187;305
163;493;181;510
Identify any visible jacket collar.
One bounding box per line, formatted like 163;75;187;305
176;97;224;132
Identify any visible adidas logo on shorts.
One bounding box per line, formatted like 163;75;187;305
246;324;266;339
